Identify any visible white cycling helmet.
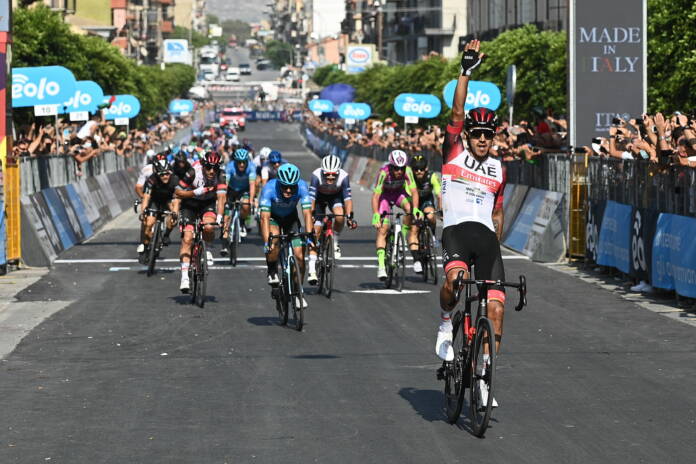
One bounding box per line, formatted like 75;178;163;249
388;149;408;168
259;146;272;160
321;154;341;173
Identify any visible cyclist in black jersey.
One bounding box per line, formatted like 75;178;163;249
139;157;180;261
408;154;441;274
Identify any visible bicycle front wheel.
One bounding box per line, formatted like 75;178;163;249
229;216;239;266
146;221;161;277
277;276;289;325
190;243;199;304
289;257;304;331
395;230;405;292
196;240;207;308
445;311;467;424
323;234;334;299
469;317;496;437
385;233;394;289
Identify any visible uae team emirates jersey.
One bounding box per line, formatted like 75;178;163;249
441;121;505;232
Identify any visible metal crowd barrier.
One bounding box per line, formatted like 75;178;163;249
19;150;141;197
503;154;571;194
587;157;696;217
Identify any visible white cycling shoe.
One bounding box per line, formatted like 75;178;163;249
240;227;247;238
436;327;454;361
267;273;280;286
179;275;190;294
308;271;318;285
334;242;341;259
377;266;388;281
413;260;423;274
136;243;145;254
294;296;309;308
206;251;214;267
477;379;499;409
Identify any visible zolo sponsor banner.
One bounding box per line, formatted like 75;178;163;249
338;102;371;120
629;208;658;283
569;0;647;146
651;214;696;298
60;80;104;114
102;95;141;120
596;200;632;273
393;94;441;119
442;80;502;111
12;66;77;108
585;199;607;264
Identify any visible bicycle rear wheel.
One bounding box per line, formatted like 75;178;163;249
146;221;161;277
323;234;334;299
445;311;467;424
289;257;304;331
469;317;496;437
196;240;208;308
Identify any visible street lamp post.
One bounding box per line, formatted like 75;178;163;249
375;0;383;60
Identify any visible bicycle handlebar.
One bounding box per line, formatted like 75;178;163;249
453;271;527;312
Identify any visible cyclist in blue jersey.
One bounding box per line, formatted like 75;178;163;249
259;164;313;308
260;150;286;188
222;148;256;244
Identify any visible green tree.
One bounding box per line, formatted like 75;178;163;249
647;0;696;113
12;5;195;126
171;25;211;49
265;40;293;68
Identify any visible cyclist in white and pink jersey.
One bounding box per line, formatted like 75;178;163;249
435;41;506;410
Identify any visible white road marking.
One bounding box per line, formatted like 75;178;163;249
59;255;529;264
351;289;431;295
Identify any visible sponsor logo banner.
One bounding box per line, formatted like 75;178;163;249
596;200;632;273
393;93;441;119
651;213;696;298
442;80;502;111
12;66;77;108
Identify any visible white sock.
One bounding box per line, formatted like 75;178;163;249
308;254;317;273
181;262;190;278
439;311;452;331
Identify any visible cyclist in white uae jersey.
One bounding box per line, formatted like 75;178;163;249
436;40;506;407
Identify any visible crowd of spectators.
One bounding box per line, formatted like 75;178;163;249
305;107;696;169
12;113;191;175
578;112;696;167
303;107;569;160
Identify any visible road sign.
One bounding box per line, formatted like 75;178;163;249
163;39;192;65
69;111;89;122
33;104;58;117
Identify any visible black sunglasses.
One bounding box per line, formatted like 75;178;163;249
391;165;406;171
469;129;495;140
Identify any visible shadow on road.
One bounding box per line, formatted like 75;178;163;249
398;387;446;423
247;316;280;326
168;295;218;305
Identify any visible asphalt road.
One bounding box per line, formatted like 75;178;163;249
226;46;279;83
3;122;696;462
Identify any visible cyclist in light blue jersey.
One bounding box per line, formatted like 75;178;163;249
222;148;256;243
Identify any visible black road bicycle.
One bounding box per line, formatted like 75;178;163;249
415;211;439;285
226;200;251;266
437;269;527;437
382;211;409;292
143;208;175;277
189;218;219;308
270;232;310;331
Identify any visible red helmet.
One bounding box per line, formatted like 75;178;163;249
465;107;498;131
202;150;222;168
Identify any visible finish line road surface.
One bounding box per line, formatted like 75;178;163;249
2;122;696;463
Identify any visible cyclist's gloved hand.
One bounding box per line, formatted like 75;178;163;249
193;186;207;197
460;49;484;76
372;212;381;228
349;219;358;230
413;207;424;220
216;214;223;226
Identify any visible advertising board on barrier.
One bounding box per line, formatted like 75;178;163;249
442;80;502;111
102;95;141;120
651;213;696;298
338;102;371;120
394;93;441;119
629;207;658;283
168;99;194;114
61;80;104;114
12;65;77;108
585;199;607;263
596;200;632;273
308;99;333;113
